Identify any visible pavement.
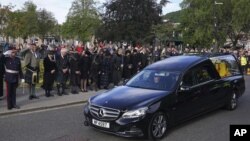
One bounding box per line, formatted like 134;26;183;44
0;85;106;117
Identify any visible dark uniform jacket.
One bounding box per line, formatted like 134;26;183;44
0;54;5;76
56;54;69;83
4;56;23;83
43;55;56;90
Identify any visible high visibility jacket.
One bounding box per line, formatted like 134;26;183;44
240;56;247;66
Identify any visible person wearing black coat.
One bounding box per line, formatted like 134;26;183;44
0;51;5;99
100;51;113;89
55;48;69;95
79;50;91;92
112;50;123;86
4;47;24;110
89;53;100;91
43;51;56;97
131;49;142;75
69;52;80;94
123;50;133;79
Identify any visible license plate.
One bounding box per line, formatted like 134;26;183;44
92;119;110;128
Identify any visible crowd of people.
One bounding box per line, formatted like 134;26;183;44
1;40;250;110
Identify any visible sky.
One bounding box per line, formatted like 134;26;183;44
0;0;182;24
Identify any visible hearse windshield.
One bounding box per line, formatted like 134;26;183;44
126;70;180;91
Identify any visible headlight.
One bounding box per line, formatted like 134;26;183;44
122;107;148;119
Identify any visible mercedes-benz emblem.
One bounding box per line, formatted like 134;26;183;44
98;108;105;118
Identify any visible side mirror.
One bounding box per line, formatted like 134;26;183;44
123;79;129;85
179;81;191;92
180;86;191;91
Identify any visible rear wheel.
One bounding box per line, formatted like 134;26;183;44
148;112;167;140
226;91;238;110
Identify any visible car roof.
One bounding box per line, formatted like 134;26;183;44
145;55;208;72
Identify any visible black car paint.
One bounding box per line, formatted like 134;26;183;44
83;55;245;138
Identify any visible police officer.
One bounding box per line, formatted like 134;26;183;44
4;46;24;110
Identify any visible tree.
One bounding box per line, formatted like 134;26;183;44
5;10;25;39
21;1;39;39
228;0;250;48
100;0;169;43
180;0;250;51
0;4;13;41
37;9;57;40
62;0;101;42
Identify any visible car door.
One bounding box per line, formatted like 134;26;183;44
173;67;204;122
197;63;227;110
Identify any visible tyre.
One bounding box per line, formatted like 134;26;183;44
226;91;238;110
148;112;167;140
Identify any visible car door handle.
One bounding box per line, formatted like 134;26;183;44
194;90;201;95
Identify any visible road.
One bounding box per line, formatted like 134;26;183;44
0;76;249;141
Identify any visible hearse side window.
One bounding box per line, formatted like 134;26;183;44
195;66;213;83
182;65;213;87
210;55;241;78
182;70;196;87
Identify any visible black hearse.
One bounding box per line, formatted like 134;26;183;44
83;54;245;140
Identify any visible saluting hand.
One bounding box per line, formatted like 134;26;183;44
51;70;55;74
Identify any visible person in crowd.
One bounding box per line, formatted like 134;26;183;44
123;50;133;79
56;48;69;96
23;43;41;100
89;51;101;91
69;50;81;94
4;46;24;110
131;49;142;75
239;52;247;74
79;50;91;92
140;48;149;69
112;48;123;86
0;49;4;99
100;51;113;89
97;49;104;89
43;47;56;97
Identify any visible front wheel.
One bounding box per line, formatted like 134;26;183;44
148;112;167;140
226;91;238;110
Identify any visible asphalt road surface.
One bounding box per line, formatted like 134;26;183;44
0;76;249;141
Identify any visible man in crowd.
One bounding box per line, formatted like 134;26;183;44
56;48;69;95
4;46;24;110
0;49;5;100
23;43;41;100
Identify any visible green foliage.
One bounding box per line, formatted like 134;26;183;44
163;10;182;23
1;1;57;41
99;0;169;43
37;9;57;40
180;0;250;50
0;4;13;39
5;10;25;38
61;0;101;42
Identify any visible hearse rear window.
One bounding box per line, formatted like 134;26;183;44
210;55;241;78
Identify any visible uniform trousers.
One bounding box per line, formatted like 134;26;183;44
5;81;18;109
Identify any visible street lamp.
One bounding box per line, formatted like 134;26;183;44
213;0;223;53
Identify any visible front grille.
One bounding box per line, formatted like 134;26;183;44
90;104;120;121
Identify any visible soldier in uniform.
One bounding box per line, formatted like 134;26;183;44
4;46;24;110
0;50;5;100
43;48;56;97
56;48;69;95
23;43;41;100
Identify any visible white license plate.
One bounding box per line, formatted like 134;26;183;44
92;119;110;128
